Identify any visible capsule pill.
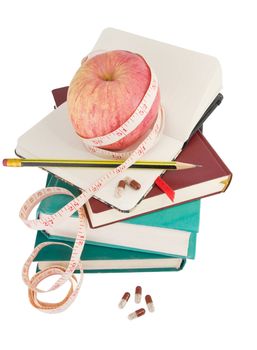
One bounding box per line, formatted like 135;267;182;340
115;180;126;198
145;294;155;312
135;286;142;303
124;176;141;190
118;292;130;309
128;308;146;320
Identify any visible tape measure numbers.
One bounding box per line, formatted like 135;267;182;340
19;52;164;312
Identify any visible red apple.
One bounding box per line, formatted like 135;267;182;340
67;50;160;151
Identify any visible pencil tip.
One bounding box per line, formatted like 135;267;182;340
179;162;202;169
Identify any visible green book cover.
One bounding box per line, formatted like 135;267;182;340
34;231;186;273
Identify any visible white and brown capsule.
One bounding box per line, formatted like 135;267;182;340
118;292;130;309
145;294;155;312
115;179;126;198
124;176;141;190
128;308;146;320
135;286;142;303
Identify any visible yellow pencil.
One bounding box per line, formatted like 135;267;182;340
2;158;201;170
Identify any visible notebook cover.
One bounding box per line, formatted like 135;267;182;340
34;231;186;272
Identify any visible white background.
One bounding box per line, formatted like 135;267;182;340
0;1;256;349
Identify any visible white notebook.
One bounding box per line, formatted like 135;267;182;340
16;28;222;212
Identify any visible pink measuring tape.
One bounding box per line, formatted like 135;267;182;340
19;53;165;313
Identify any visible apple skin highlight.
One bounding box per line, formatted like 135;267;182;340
67;50;160;151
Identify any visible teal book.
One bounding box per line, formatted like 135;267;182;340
34;231;186;273
37;174;200;259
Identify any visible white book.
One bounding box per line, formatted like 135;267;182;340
40;216;195;258
16;28;222;212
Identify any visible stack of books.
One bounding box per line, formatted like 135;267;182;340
16;28;232;274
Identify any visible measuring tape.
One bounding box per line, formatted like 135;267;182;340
20;51;164;312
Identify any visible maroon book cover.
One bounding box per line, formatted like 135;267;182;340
88;131;232;211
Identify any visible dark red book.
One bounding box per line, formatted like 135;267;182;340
52;87;232;228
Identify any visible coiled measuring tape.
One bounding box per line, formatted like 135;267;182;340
20;53;164;313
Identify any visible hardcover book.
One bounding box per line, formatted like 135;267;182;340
84;131;231;227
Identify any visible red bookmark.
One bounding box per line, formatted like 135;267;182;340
155;176;175;202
